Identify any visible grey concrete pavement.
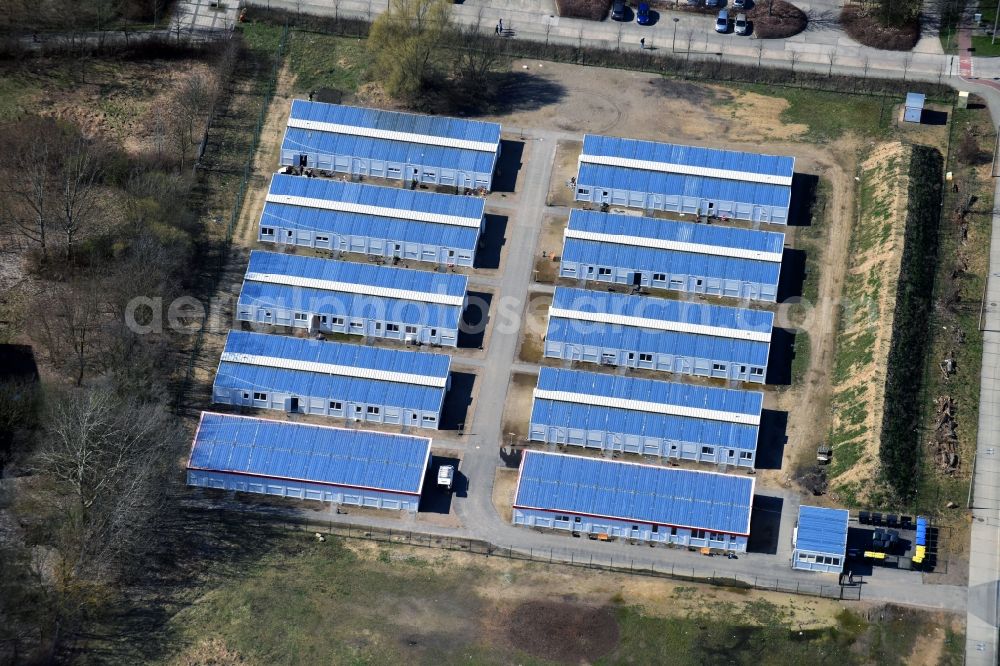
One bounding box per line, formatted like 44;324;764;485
249;0;998;81
961;77;1000;666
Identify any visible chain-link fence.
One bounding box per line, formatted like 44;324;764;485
238;511;863;601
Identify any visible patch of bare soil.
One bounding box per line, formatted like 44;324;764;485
829;142;911;496
502;600;620;663
492;467;519;523
501;372;537;441
727;91;808;141
765;135;860;489
534;216;566;283
546;140;582;207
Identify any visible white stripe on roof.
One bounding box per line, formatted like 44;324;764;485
265;193;483;229
578;153;794;186
287;117;498;153
533;388;760;425
547;307;771;342
244;271;465;307
220;352;448;388
564;228;783;263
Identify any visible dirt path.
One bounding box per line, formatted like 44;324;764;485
764;136;861;489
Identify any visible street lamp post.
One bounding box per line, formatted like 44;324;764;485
993;0;1000;45
672;17;679;52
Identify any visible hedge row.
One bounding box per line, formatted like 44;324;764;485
878;145;944;502
243;7;955;101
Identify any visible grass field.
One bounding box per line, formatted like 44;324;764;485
160;530;963;666
736;85;894;142
242;23;368;99
913;100;994;516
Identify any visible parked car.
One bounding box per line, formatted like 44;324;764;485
715;9;729;32
636;2;652;24
735;13;750;34
611;0;628;20
704;0;720;7
732;0;747;9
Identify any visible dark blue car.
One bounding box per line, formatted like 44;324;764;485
636;2;652;24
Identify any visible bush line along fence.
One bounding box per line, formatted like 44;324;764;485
173;24;289;410
200;507;862;601
248;7;954;101
878;145;945;503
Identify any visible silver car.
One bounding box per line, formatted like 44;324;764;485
735;13;750;34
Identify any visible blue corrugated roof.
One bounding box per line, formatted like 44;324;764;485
905;92;926;108
239;251;467;329
547;288;772;366
577;163;792;208
264;174;483;252
561;238;781;291
188;412;430;494
215;331;449;412
291;100;501;145
247;251;467;298
284;101;500;175
514;450;754;534
552;287;773;332
796;505;849;555
582;134;794;178
536;367;762;415
531;368;761;451
270;173;486;219
569;210;785;252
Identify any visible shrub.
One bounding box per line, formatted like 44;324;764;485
878;145;943;501
555;0;613;21
748;0;808;39
841;5;920;51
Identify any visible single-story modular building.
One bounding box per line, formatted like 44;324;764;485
529;367;762;468
236;251;468;347
543;286;773;383
560;209;785;302
186;412;431;512
792;505;849;573
574;135;794;224
259;174;485;268
213;330;451;429
280;100;502;191
512;450;754;551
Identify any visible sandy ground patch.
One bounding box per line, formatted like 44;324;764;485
501;372;538;441
546;140;582;206
492;467;519;523
533;215;567;283
829;142;910;496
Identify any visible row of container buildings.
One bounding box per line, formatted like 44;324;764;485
187;103;506;511
186;104;851;569
509;135;800;553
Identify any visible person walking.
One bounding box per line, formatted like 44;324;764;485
640;37;645;49
495;23;501;35
498;17;504;33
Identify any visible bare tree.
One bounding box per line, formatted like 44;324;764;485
30;389;183;652
684;29;695;71
826;48;836;77
31;279;103;386
902;52;913;81
788;49;800;76
54;135;104;263
0;118;58;262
